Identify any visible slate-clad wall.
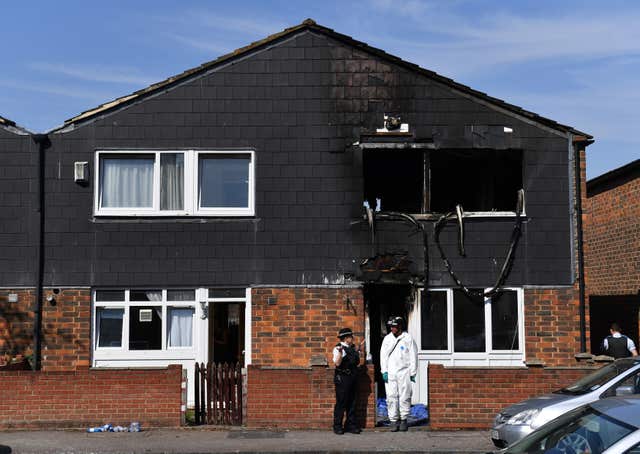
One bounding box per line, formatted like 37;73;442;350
16;29;573;288
0;127;36;286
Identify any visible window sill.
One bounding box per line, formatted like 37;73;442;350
412;211;526;220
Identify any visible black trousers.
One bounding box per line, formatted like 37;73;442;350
333;372;358;430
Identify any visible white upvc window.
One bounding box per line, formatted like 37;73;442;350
418;287;525;365
93;289;197;359
94;150;255;216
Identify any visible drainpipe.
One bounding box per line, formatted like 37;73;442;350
574;138;593;353
32;134;51;371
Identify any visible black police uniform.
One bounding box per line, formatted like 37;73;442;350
605;335;632;359
333;343;360;433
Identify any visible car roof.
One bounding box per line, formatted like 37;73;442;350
591;396;640;427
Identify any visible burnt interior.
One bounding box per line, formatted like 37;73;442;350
363;149;523;214
363;149;424;213
430;149;523;213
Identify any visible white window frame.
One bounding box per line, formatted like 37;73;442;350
92;289;197;361
416;287;525;367
94;149;255;217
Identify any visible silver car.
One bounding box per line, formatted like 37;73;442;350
496;396;640;453
492;358;640;448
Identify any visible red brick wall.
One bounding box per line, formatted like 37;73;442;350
428;364;594;429
0;365;184;429
524;286;586;366
585;171;640;296
246;365;375;429
251;287;364;367
0;288;90;370
41;289;91;371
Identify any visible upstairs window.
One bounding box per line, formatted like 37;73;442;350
95;150;254;216
362;149;523;215
430;150;522;213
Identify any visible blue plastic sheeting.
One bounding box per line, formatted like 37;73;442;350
376;398;429;426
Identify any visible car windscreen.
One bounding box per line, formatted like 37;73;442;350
503;405;637;454
556;360;637;395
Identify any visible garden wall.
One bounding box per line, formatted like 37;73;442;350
0;365;184;429
428;364;595;429
246;365;375;429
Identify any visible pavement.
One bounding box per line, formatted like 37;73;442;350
0;427;497;454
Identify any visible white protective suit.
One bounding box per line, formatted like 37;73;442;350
380;331;418;422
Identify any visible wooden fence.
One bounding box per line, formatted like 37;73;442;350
194;362;243;425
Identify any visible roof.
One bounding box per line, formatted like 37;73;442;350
0;115;16;127
0;114;31;134
587;159;640;197
55;19;592;138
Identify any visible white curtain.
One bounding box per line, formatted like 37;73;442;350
168;308;194;347
100;156;154;208
160;153;184;211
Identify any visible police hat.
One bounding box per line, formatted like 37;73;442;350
337;328;353;338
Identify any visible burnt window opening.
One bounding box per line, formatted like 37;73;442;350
363;150;425;213
430;149;523;213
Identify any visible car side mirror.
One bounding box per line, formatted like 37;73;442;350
616;385;635;397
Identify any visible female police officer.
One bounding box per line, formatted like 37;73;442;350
332;327;363;434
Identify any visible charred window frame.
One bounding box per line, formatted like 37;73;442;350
362;149;523;215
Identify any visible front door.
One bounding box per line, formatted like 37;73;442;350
209;302;245;365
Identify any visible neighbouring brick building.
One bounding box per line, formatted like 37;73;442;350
585;159;640;354
1;20;596;429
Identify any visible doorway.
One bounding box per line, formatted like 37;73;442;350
209;302;245;365
365;284;413;398
589;295;640;354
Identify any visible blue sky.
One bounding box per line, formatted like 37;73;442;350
1;1;638;179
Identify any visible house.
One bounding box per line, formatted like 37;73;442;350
1;19;596;429
585;159;640;353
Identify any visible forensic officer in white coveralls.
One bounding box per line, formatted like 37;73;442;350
380;316;418;432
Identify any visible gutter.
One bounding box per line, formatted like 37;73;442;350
31;133;51;370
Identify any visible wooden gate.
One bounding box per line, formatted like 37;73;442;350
194;362;244;425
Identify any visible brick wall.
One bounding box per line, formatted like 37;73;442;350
251;287;364;368
246;365;375;429
428;364;594;429
0;365;184;429
41;289;91;370
524;286;586;367
0;288;90;370
585;170;640;296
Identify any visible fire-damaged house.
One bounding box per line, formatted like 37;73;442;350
1;20;597;429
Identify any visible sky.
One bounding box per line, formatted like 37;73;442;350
1;1;638;179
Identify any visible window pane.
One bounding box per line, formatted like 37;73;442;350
168;307;194;347
167;289;195;301
100;155;154;208
130;290;162;301
199;154;250;208
421;291;448;350
95;290;125;302
97;308;123;347
129;306;162;350
160;153;184;211
491;290;519;350
453;289;485;352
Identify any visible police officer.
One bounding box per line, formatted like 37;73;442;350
332;328;362;435
603;322;638;358
380;316;418;432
